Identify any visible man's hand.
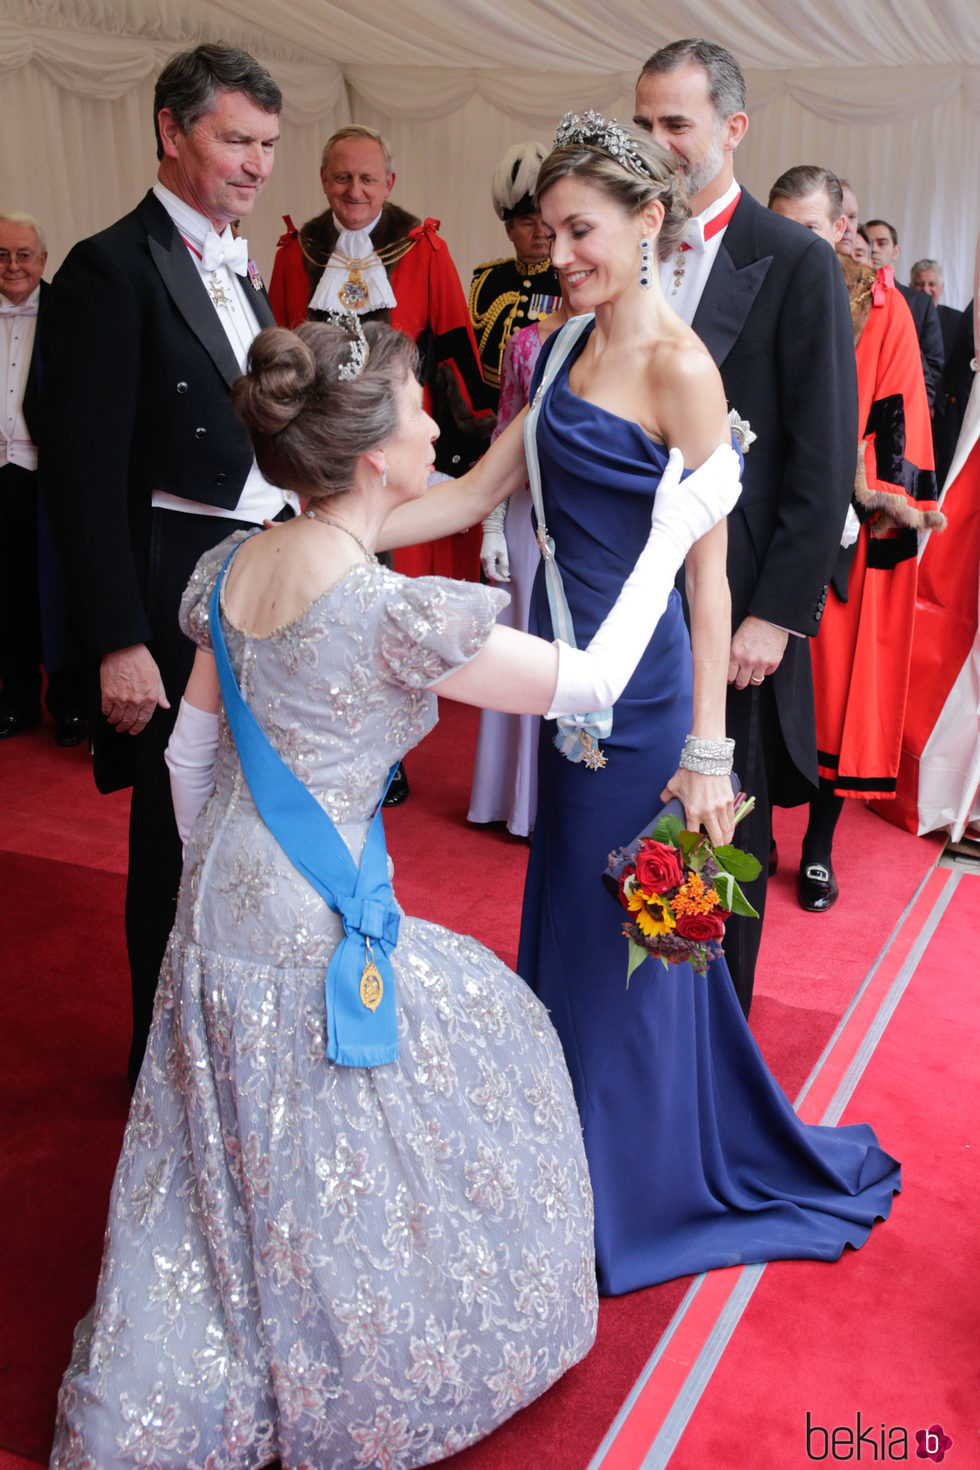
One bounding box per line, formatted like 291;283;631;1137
101;644;169;735
728;616;789;690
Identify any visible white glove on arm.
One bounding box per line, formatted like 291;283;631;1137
548;443;741;716
480;500;510;582
164;697;220;844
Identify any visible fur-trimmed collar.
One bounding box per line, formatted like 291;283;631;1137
840;254;876;346
843;253;946;535
297;202;422;290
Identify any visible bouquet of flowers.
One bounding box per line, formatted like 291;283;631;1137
604;794;760;981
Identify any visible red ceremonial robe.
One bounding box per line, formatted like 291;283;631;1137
269;208;490;579
812;263;942;797
869;283;980;838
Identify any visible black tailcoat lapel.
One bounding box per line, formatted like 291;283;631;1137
692;224;773;369
138;192;275;384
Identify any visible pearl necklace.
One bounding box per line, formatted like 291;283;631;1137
304;507;378;564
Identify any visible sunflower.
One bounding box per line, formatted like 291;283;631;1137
626;887;676;939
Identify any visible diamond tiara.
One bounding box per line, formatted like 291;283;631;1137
323;310;370;381
553;110;650;180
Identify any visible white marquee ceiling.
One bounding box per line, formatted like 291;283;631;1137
3;0;978;303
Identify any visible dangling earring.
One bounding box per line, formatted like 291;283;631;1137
380;456;388;488
639;237;654;290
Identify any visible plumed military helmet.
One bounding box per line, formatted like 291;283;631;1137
491;141;548;220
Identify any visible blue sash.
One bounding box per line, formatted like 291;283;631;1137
208;542;401;1067
524;314;612;767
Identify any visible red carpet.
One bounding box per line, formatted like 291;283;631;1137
644;866;980;1470
0;703;955;1468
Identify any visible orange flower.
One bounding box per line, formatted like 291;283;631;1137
671;871;721;918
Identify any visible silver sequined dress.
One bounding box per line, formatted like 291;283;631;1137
51;532;597;1470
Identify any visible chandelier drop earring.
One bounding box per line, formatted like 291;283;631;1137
639;237;653;290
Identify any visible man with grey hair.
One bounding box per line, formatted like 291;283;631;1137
0;210;85;744
910;257;960;357
269;124;491;577
634;38;858;1013
40;42;289;1088
911;257;973;484
269;123;492;808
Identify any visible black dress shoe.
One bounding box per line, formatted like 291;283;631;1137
54;714;87;747
798;861;839;912
382;762;410;807
0;709;40;740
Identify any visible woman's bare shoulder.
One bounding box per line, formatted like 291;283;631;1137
645;325;729;462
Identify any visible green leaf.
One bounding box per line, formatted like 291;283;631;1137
713;870;735;910
651;813;682;846
626;938;650;986
678;828;710;871
713;844;762;882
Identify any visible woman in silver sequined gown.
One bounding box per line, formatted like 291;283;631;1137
49;322;601;1470
49;314;738;1470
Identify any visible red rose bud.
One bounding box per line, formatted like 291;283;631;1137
674;910;725;940
634;840;685;892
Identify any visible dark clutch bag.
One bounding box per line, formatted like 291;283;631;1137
601;772;742;902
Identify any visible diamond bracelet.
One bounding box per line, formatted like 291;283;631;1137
678;734;735;775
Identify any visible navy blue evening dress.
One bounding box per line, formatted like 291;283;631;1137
516;322;900;1296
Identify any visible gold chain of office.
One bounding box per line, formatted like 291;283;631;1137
299;232;420;309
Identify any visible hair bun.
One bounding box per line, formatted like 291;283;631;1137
236;327;318;436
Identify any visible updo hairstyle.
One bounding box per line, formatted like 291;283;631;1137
232;321;418;503
535;126;690;261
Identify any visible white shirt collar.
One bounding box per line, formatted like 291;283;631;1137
153;183;231;254
0;283;41;315
332;209;383;239
686;177;741;252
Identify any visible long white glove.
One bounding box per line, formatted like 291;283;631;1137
164;697;220;844
548;444;741;715
480;500;510;582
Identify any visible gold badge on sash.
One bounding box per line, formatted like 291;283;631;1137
359;938;383;1012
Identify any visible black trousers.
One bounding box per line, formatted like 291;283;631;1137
121;508;291;1089
721;676;813;1018
0;462;84;718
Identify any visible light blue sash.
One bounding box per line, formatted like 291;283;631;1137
209;543;401;1067
524;313;612;766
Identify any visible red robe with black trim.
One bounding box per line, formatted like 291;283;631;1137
812;265;941;797
269;208;490;579
869;327;980;838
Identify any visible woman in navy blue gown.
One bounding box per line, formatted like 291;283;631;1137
517;115;900;1296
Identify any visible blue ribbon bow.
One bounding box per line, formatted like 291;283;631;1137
209;543;401;1066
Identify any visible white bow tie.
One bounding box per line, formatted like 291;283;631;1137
0;300;38;317
201;230;249;275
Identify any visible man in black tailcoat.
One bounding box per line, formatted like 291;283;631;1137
40;44;290;1087
634;39;858;1014
0;211;85;744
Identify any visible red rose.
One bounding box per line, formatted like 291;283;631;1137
673;910;725;941
634;840;685;893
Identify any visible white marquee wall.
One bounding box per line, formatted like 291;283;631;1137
2;2;978;307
